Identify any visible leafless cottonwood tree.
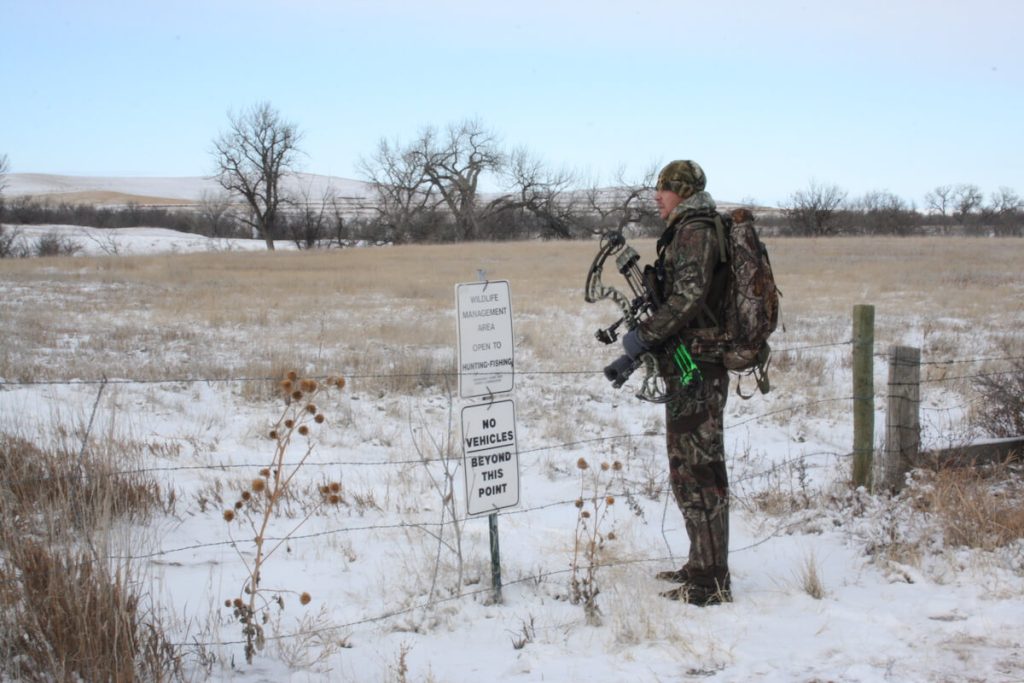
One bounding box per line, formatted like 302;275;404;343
486;147;581;238
951;183;983;227
784;180;848;236
409;118;504;241
358;138;440;243
583;164;660;235
212;102;302;250
924;184;954;218
986;186;1023;236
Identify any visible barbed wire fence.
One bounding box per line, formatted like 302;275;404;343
0;334;1021;651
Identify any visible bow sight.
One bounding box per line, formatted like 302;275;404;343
584;229;701;403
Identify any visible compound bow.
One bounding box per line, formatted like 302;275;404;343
584;230;701;403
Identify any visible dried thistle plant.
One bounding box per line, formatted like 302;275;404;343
222;371;346;664
569;458;623;625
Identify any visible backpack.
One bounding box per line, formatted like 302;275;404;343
685;208;780;396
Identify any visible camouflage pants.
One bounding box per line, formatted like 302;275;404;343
665;362;730;587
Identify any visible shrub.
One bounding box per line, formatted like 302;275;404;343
973;356;1024;438
34;231;81;257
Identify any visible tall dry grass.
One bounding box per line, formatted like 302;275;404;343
0;428;184;680
2;238;1021;388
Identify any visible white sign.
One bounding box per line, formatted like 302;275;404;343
455;280;514;399
461;400;520;516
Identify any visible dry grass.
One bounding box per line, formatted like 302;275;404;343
796;551;826;599
1;237;1021;392
909;461;1024;551
0;431;170;532
0;539;183;681
0;428;183;680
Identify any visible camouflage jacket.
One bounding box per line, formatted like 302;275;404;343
637;192;726;358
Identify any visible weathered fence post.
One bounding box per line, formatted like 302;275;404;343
878;345;920;492
852;304;875;488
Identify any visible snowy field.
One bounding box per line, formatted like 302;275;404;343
1;226;1023;681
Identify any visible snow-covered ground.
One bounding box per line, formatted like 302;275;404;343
5;224;297;255
0;227;1022;682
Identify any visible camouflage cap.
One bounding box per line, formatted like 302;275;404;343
656;160;706;199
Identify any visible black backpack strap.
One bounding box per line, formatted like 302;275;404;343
712;214;728;264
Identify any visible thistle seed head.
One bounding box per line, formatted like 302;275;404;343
576;458;589;470
223;510;235;522
300;592;311;605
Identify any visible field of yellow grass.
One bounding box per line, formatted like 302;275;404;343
1;237;1021;393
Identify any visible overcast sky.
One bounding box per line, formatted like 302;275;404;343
2;0;1021;205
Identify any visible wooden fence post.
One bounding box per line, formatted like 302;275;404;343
879;346;921;492
852;305;875;488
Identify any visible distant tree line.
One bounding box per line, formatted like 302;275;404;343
765;180;1024;237
2;106;1022;258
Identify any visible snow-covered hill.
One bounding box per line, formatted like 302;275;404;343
5;172;374;205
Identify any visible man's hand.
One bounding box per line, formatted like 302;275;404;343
622;329;650;360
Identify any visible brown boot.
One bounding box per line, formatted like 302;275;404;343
659;582;732;606
659;566;731;606
655;564;693;583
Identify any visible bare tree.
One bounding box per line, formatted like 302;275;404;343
194;190;240;237
854;190;919;235
582;164;660;236
486;147;581;239
212;102;302;250
987;186;1023;236
358;137;440;243
0;153;9;197
784;180;848;236
409;118;504;241
0;153;14;256
951;183;983;227
286;182;347;249
924;184;954;218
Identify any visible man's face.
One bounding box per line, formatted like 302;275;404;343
655;189;683;221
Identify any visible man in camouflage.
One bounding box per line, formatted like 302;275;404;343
620;160;732;605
